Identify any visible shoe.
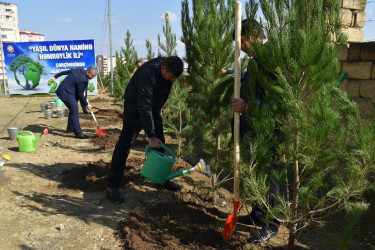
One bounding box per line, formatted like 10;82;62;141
75;133;89;139
82;110;89;114
248;221;280;244
106;187;124;204
163;180;182;191
238;206;265;227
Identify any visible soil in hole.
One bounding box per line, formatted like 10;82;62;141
116;194;248;249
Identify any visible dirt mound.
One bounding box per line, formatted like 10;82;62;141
116;194;247;249
90;97;110;103
90;132;120;149
95;109;123;118
60;158;146;192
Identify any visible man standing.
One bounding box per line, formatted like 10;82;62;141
107;56;184;204
52;66;97;139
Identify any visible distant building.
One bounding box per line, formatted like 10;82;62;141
96;55;117;77
19;30;44;42
0;1;20;90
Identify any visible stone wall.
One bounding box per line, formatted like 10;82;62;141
341;0;367;42
338;42;375;117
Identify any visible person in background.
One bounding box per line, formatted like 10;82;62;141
51;66;97;139
135;59;142;69
107;56;184;204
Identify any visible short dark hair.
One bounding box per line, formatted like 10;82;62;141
162;56;183;77
135;59;142;64
232;19;265;41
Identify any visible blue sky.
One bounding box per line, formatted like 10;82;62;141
10;0;375;58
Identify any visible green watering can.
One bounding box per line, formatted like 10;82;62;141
140;145;205;184
16;129;48;152
52;97;64;107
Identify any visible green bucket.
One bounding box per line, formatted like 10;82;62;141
53;97;64;107
140;145;176;184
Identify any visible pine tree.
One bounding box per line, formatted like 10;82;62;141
240;0;375;248
112;30;138;102
145;39;155;60
158;12;177;57
181;0;236;191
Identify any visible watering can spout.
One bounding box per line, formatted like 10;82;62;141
34;129;48;147
166;164;202;181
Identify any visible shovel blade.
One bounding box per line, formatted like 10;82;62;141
95;128;107;136
223;213;238;240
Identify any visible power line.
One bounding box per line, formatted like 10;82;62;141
98;0;108;56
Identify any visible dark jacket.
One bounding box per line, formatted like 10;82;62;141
55;67;89;106
124;57;172;138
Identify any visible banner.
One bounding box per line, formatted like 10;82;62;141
2;39;97;95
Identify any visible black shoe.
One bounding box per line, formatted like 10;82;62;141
238;206;265;227
163;180;182;191
82;110;89;114
248;221;280;244
106;187;124;204
75;133;89;139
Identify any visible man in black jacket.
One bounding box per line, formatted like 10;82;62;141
107;56;184;203
52;66;96;139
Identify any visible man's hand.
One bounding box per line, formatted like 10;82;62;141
148;137;163;149
221;68;227;77
232;97;250;113
87;104;93;110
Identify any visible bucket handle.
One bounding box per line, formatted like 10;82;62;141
16;130;33;138
145;144;175;160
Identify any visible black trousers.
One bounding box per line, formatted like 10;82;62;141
107;109;165;188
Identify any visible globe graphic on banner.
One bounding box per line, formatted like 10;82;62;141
9;54;46;90
21;63;41;89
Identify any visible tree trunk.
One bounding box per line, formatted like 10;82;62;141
287;226;296;250
213;133;221;205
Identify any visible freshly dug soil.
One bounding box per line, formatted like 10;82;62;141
116;198;248;250
60;157;146;192
90;132;120;149
90;97;110;103
95;109;123;119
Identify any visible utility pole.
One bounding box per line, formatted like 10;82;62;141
108;0;114;93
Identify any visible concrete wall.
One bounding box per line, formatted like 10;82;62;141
341;0;367;42
339;42;375;117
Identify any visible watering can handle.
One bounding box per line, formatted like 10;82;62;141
16;131;33;138
145;144;175;160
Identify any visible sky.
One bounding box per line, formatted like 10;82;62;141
9;0;375;59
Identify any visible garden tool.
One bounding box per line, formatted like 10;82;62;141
0;154;11;170
140;145;211;184
87;100;107;136
16;129;48;152
223;3;242;240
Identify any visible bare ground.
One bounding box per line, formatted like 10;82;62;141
0;93;374;249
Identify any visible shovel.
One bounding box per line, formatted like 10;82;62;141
223;2;242;240
87;100;107;136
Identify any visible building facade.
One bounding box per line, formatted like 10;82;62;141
19;30;44;42
96;55;117;76
0;1;19;93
